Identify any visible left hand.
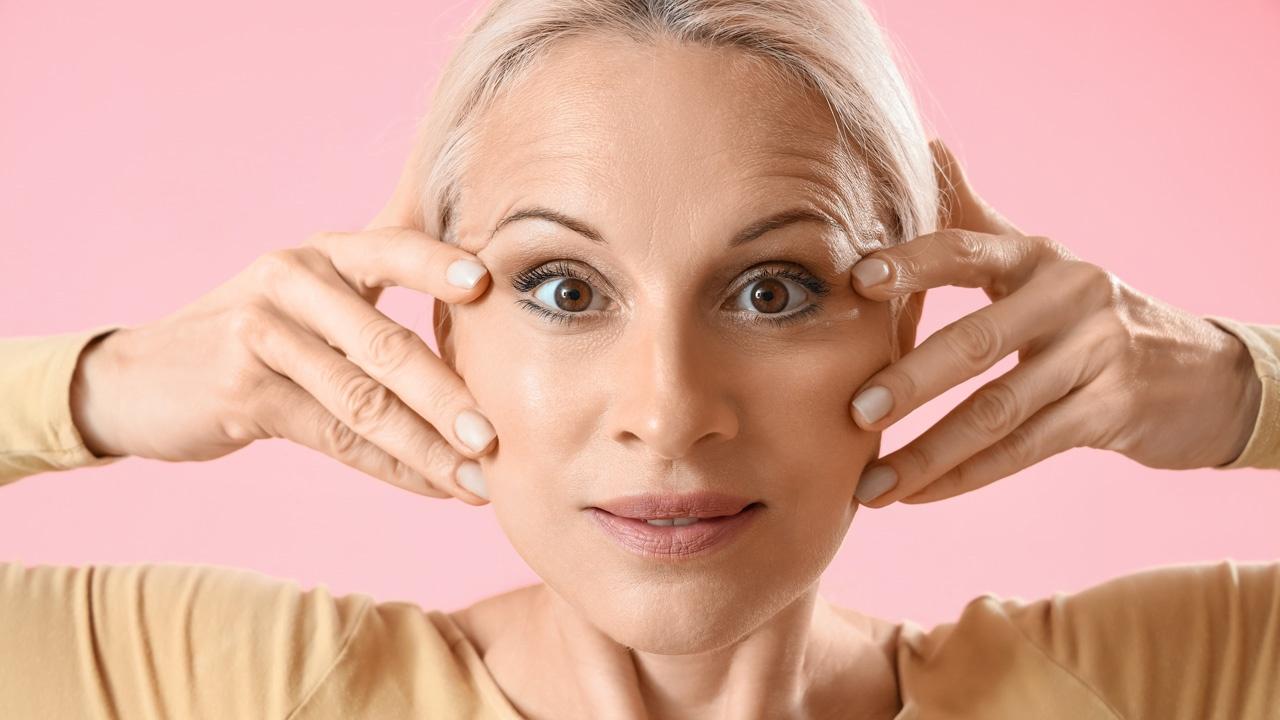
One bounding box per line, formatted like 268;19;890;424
849;140;1263;508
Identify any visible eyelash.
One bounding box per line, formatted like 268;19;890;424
509;260;830;328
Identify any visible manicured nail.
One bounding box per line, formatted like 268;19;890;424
852;258;891;288
851;385;893;425
456;460;488;500
446;258;488;289
856;465;897;504
454;408;496;453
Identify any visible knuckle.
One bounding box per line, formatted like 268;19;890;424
252;249;304;285
1031;235;1075;262
949;229;987;266
360;319;422;376
418;437;463;484
337;372;398;429
900;441;935;477
967;381;1022;437
943;313;1003;368
998;425;1039;467
319;415;363;459
1064;260;1120;308
227;302;274;345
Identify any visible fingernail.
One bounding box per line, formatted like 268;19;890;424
456;460;488;500
851;385;893;425
454;408;496;453
446;258;488;289
855;465;897;504
852;258;891;288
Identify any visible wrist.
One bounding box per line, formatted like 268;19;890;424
70;329;128;458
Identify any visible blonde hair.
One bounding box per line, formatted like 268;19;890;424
418;0;938;346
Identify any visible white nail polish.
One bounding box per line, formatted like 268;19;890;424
855;465;897;504
454;409;496;453
457;460;488;500
446;259;488;289
852;258;890;288
852;386;893;424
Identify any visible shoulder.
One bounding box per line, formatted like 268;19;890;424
893;559;1280;720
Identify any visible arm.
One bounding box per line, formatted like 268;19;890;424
1004;559;1280;720
0;561;370;718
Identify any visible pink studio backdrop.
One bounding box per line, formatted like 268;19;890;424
2;1;1277;628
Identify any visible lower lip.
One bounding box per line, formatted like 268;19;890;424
586;504;763;560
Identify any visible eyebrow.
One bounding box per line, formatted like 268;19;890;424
488;205;845;249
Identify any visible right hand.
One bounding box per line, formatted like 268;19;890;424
70;158;497;504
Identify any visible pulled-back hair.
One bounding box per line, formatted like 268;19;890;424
418;0;938;342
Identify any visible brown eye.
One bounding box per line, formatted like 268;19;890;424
734;275;810;317
532;276;607;314
553;278;590;311
748;278;789;313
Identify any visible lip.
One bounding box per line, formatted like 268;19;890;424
586;493;764;560
588;491;760;520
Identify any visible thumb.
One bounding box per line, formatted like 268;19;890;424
929;138;1023;236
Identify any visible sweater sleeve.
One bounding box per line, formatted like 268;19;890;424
895;559;1280;719
1204;317;1280;470
998;559;1280;720
0;561;371;719
0;326;124;484
0;561;513;719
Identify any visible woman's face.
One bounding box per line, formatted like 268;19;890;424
437;35;906;653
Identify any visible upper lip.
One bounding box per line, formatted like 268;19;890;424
589;491;760;520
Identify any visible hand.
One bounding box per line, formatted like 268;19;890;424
848;140;1263;508
70;150;498;505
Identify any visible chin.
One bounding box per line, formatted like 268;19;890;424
570;576;795;654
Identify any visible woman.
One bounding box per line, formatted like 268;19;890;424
2;0;1277;718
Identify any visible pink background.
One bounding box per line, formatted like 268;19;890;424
2;0;1277;628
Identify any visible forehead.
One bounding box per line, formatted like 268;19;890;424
450;33;882;255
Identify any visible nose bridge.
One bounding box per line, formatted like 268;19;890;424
605;305;739;460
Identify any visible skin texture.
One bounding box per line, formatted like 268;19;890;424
437;36;912;720
847;142;1263;507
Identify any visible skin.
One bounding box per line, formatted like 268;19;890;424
68;25;1263;720
436;34;910;720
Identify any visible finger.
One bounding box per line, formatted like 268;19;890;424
235;304;491;505
850;228;1061;303
897;389;1093;504
256;250;498;461
306;227;490;305
928;138;1024;236
854;330;1102;508
257;376;454;499
850;262;1110;430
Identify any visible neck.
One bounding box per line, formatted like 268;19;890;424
524;583;902;720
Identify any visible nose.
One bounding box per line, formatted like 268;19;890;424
603;311;739;460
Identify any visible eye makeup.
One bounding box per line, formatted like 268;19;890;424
507;259;832;328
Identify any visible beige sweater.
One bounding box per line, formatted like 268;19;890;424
1;316;1278;719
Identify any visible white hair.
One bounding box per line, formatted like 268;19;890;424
418;0;938;345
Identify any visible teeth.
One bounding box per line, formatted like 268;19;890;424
644;517;701;526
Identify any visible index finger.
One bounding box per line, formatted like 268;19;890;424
850;228;1055;302
307;227;491;305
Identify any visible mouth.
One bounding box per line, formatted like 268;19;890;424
589;501;765;525
585;501;766;559
586;490;763;522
